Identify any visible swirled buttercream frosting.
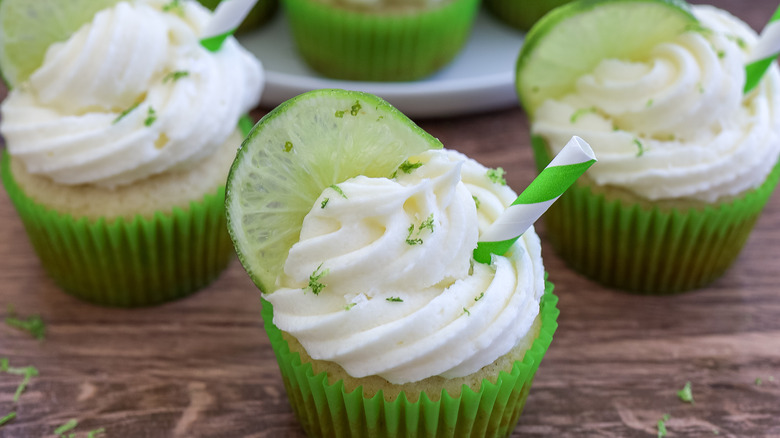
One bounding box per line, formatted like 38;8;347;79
265;149;546;384
1;0;263;188
532;5;780;202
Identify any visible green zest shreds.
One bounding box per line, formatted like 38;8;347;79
329;184;347;199
54;419;79;435
5;308;45;340
472;195;480;209
162;70;189;83
344;303;356;311
418;214;435;234
87;427;106;437
474;292;484;301
405;214;435;245
0;412;15;426
2;359;39;402
657;414;670;438
386;297;403;302
487;167;507;185
405;224;423;245
320;198;329;209
112;102;140;124
677;381;694;404
284;141;293;152
308;264;329;295
162;0;184;14
634;138;645;157
755;377;763;386
463;307;471;316
398;160;423;174
570;107;597;123
144;107;157;127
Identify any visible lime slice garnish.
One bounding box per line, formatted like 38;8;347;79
516;0;698;117
226;89;443;293
0;0;121;87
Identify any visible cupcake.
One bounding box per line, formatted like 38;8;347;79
484;0;573;32
517;0;780;293
226;89;557;436
282;0;481;81
197;0;279;33
0;0;263;306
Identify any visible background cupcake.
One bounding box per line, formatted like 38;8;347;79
517;0;780;293
197;0;279;33
484;0;574;32
282;0;481;81
0;0;263;306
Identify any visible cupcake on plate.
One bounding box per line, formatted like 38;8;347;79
0;0;263;306
226;89;557;437
517;0;780;293
282;0;481;81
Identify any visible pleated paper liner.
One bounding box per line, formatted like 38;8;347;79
531;135;780;294
483;0;573;31
282;0;480;81
0;151;234;307
261;278;558;438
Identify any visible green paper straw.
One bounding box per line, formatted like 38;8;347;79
200;0;258;52
744;3;780;93
473;136;596;264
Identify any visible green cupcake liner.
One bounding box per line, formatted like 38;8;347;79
483;0;573;31
282;0;480;81
0;117;253;307
0;152;233;307
261;278;558;437
532;135;780;294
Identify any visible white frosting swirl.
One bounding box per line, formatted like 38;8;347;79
0;0;263;187
532;6;780;202
266;149;546;384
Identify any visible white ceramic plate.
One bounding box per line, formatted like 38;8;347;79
237;10;525;118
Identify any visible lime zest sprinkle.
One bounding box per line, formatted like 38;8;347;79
713;429;720;435
717;50;726;59
344;303;357;311
307;264;329;295
699;83;705;94
634;138;645;157
755;377;763;386
417;214;434;235
726;34;748;50
685;23;711;35
376;116;384;122
162;70;189;83
284;141;293;152
329;184;347;199
399;160;423;174
54;419;78;435
162;0;184;14
4;364;39;403
335;110;345;118
486;168;507;185
646;99;654;108
677;381;694;404
570;107;597;123
321;198;329;209
5;308;45;340
87;427;106;437
350;100;362;116
0;412;16;426
472;195;480;209
657;414;670;438
386;297;403;302
474;292;484;302
405;224;423;246
463;307;470;316
113;102;140;124
144;107;157;127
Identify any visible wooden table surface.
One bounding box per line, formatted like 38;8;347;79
2;1;779;437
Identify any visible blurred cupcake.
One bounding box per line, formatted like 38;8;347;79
197;0;279;33
524;4;780;293
0;0;263;306
484;0;573;31
282;0;481;81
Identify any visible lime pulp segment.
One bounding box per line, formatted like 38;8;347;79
0;0;121;87
515;0;698;117
226;89;442;293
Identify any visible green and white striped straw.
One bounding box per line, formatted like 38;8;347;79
744;3;780;94
473;136;596;264
200;0;258;52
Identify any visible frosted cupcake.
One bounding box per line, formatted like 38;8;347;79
282;0;481;81
518;2;780;293
226;89;557;436
0;0;263;306
484;0;573;32
197;0;279;33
